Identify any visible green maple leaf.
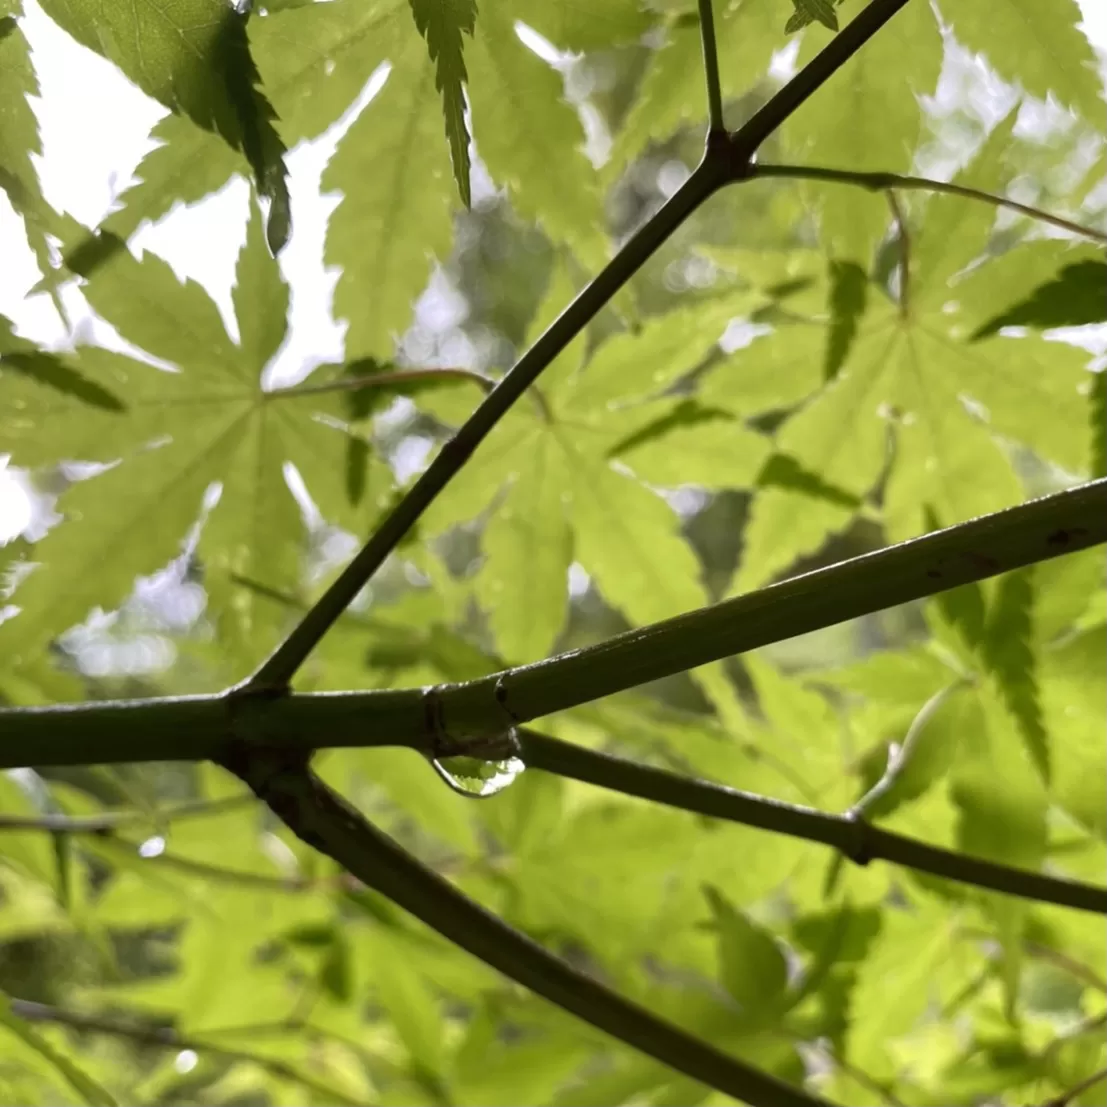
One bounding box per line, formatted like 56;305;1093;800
500;0;652;52
468;2;606;269
0;205;391;669
38;0;291;252
941;0;1104;124
0;8;67;291
421;273;767;662
786;0;841;34
86;0;404;249
783;0;942;263
407;0;476;208
716;112;1091;594
323;24;456;362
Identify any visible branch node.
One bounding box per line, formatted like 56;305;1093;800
842;809;876;867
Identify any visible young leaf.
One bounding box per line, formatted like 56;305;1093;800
0;9;62;279
788;0;839;33
981;570;1049;782
703;886;789;1017
38;0;291;250
407;0;476;208
823;260;867;381
323;30;455;360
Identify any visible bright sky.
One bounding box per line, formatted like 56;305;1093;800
1;0;1106;547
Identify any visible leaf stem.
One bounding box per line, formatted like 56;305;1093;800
752;163;1107;244
518;731;1107;914
244;154;730;692
697;0;725;133
267;366;494;399
885;189;910;317
7;999;364;1107
221;751;833;1107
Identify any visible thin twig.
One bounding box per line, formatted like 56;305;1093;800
0;795;253;835
7;999;363;1107
268;366;494;399
219;749;833;1107
518;731;1107;914
885;189;910;317
1042;1066;1107;1107
752;163;1107;244
697;0;725;133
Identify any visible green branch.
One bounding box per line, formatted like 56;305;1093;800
0;795;252;834
752;163;1107;244
517;731;1106;914
7;999;363;1107
220;749;833;1107
243;0;917;693
4;480;1105;772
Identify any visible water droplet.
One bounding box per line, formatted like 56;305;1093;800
430;753;525;798
138;834;166;858
175;1049;198;1074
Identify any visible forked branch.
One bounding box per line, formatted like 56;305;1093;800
244;0;920;692
220;748;833;1107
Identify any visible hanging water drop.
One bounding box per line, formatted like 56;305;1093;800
430;752;526;799
138;834;166;858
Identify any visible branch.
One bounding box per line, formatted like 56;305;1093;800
751;163;1107;245
243;0;919;693
697;0;725;133
730;0;915;155
517;731;1107;914
1045;1066;1107;1107
7;999;363;1107
244;154;730;693
0;795;252;834
219;749;832;1107
4;480;1105;772
268;366;494;399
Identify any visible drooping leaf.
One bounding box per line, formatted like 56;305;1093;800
407;0;476;208
824;260;867;381
981;570;1048;782
38;0;291;250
